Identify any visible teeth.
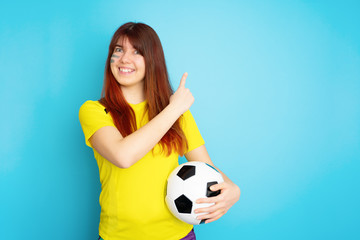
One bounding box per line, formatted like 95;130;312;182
120;68;133;73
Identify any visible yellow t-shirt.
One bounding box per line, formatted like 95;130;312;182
79;100;205;240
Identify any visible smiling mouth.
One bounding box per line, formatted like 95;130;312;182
119;67;135;73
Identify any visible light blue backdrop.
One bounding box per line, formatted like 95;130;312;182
1;0;359;239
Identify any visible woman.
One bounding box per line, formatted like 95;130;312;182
79;22;240;240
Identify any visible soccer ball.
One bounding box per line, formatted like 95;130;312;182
165;161;224;225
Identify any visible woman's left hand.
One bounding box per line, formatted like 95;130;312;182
194;180;240;224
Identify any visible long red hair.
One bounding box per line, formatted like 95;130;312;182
99;22;188;156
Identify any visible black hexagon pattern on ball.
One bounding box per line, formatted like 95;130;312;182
206;181;221;197
177;165;196;180
200;219;207;224
174;194;193;214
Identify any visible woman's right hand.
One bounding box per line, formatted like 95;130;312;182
169;72;194;115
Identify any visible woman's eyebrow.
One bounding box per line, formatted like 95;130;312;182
115;44;123;47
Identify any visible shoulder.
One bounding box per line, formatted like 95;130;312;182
79;100;108;121
80;100;104;111
181;110;196;124
78;100;115;147
79;100;107;114
182;110;193;119
180;110;200;131
181;110;205;152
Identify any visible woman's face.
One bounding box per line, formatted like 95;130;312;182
110;37;146;90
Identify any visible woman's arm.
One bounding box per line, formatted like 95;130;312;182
90;73;193;168
185;145;241;223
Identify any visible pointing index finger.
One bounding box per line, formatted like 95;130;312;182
179;72;188;88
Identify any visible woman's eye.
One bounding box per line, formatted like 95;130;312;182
115;48;123;52
134;50;140;55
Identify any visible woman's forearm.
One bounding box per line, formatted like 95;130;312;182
115;104;181;167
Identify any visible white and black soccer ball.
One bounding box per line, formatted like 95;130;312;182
165;161;224;225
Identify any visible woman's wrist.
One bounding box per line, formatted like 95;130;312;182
164;102;184;119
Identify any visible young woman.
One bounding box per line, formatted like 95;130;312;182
79;22;240;240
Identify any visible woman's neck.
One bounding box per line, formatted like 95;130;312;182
121;84;146;105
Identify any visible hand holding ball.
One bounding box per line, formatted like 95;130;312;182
165;161;224;225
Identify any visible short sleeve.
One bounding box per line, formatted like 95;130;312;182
181;110;205;153
79;100;115;147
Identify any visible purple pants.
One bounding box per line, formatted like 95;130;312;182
180;228;196;240
98;228;195;240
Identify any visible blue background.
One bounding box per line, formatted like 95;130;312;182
1;0;359;239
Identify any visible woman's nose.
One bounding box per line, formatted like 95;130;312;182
120;51;131;63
